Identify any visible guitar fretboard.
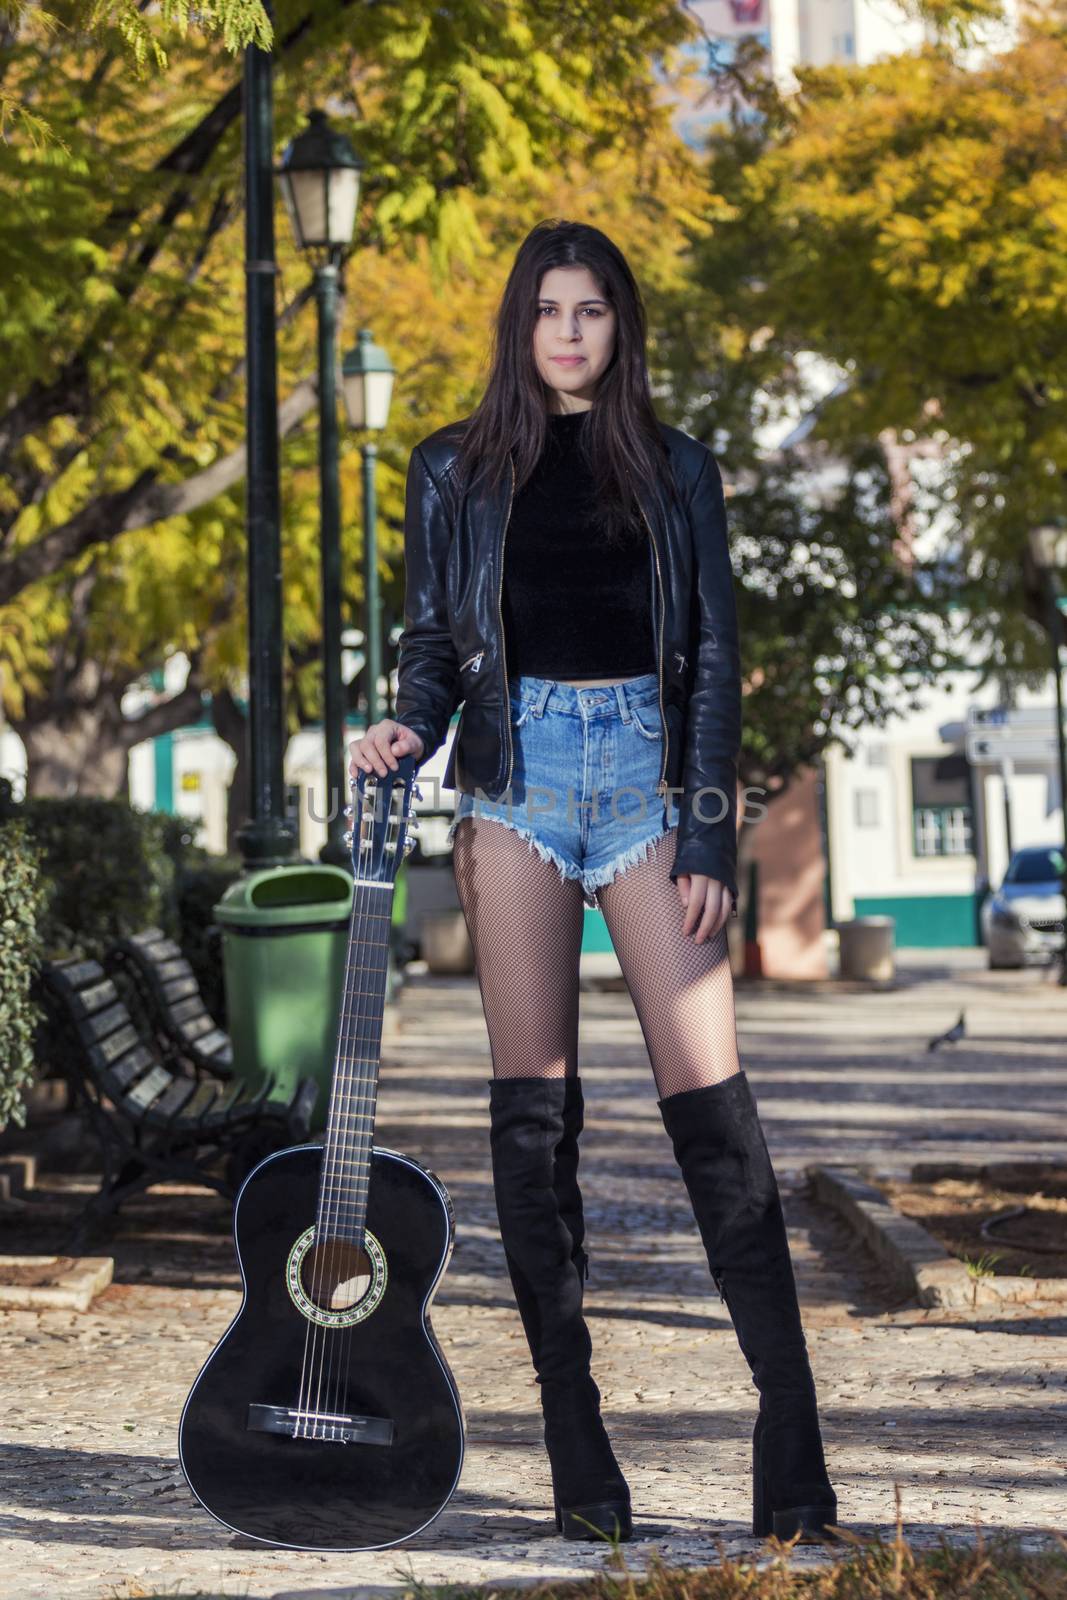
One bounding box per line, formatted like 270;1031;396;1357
313;891;394;1243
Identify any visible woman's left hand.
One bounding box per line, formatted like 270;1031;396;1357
675;873;734;943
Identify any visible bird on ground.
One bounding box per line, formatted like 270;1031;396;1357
927;1009;966;1051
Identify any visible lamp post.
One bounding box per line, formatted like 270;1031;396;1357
237;0;297;868
1028;520;1067;985
277;110;364;866
342;329;395;730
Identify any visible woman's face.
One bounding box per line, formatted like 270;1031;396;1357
532;264;616;411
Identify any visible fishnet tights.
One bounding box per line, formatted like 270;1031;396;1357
451;813;740;1097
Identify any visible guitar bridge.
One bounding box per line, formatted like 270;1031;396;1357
247;1402;395;1446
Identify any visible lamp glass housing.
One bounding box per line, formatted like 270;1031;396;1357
280;165;360;251
342;331;395;431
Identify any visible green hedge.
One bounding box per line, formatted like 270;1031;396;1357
0;785;243;1100
3;792;185;959
0;819;48;1131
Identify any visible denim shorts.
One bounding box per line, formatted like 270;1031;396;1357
446;671;681;909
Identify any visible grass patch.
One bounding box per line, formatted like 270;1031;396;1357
121;1502;1067;1600
416;1508;1067;1600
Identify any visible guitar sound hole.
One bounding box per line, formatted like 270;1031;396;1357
300;1238;373;1313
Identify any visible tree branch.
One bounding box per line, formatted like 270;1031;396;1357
0;1;338;459
119;672;208;748
0;377;317;605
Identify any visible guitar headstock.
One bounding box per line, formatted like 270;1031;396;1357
344;754;421;884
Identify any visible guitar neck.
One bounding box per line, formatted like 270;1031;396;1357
314;879;394;1245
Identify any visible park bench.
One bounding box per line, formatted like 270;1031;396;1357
35;955;318;1244
104;927;233;1081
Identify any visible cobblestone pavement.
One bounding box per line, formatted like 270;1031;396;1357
2;949;1065;1598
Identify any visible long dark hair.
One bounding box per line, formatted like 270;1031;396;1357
454;219;679;544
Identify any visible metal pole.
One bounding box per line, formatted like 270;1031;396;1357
316;260;348;866
1045;577;1067;985
363;439;381;729
999;756;1014;861
237;3;297;868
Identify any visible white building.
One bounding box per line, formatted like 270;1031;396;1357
670;0;1022;143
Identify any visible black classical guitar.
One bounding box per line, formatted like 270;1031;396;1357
179;756;464;1550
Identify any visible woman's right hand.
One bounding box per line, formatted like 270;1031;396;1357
348;720;425;782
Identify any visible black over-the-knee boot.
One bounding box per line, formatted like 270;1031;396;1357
488;1076;632;1541
658;1071;839;1543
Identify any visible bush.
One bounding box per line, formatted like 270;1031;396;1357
0;819;48;1130
0;785;241;1041
7;794;182;959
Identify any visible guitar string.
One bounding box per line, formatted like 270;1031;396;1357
314;772;376;1438
294;797;355;1441
329;776;405;1434
298;771;367;1436
295;766;407;1439
313;770;401;1438
327;776;401;1431
319;786;377;1438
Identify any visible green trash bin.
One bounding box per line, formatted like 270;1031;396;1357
214;865;354;1133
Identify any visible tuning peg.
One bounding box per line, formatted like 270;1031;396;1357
414;784;424;802
343;830;353;848
343;804;354;819
403;834;417;856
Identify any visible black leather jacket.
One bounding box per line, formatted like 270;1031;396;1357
394;416;742;906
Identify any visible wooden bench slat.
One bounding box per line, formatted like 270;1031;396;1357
123;1063;173;1113
177;1013;215;1044
169;995;208;1026
106;1041;157;1092
51;958;103;990
84;1001;130;1043
69;978;121;1019
157;958;193;984
204;1081;252;1125
148;1076;198;1124
161;975;200;1005
181;1081;222;1123
88;1023;141;1070
194;1028;231;1058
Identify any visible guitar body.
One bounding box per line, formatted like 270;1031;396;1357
179;1141;464;1551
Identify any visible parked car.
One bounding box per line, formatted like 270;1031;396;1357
981;844;1067;968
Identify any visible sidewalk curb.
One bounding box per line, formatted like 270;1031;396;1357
806;1165;1067;1309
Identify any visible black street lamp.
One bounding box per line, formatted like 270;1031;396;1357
342;330;395;732
237;0;296;869
1028;519;1067;985
277;110;364;866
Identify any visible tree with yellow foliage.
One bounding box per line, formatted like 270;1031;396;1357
0;0;707;799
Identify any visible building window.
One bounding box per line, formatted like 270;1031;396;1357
910;754;974;858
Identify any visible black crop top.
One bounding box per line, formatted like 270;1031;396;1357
501;409;657;680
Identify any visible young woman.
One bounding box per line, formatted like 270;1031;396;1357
348;220;838;1547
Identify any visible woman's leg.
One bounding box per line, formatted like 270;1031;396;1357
451;813;631;1540
595;827;838;1542
592;827;740;1098
451;810;584;1079
451;807;588;1292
